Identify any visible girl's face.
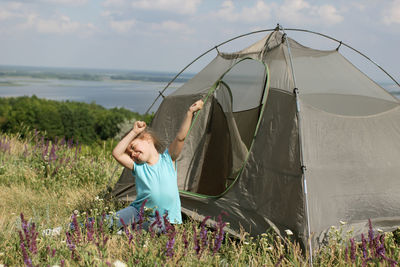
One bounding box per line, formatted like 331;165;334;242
126;137;153;163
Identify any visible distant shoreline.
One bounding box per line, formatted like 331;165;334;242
0;65;194;83
0;65;399;100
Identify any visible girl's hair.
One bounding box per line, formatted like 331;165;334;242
121;127;164;153
136;129;164;153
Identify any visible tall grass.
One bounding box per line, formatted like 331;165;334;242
1;131;399;266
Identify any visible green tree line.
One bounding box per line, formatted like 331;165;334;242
0;95;152;144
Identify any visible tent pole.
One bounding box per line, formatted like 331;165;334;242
280;26;313;266
144;28;276;115
145;27;399;115
284;28;399;88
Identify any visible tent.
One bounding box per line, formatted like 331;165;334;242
111;26;400;253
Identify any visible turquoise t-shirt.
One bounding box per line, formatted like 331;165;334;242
131;149;182;224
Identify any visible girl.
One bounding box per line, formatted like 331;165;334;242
111;100;204;229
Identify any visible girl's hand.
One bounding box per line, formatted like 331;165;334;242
133;121;146;134
189;100;204;113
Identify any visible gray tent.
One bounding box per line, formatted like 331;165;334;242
111;27;400;252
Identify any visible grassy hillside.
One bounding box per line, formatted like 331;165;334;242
0;131;399;266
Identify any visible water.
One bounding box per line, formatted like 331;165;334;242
0;77;182;114
0;65;189;114
0;66;399;114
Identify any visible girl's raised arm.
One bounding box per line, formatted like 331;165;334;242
112;121;146;170
169;100;203;162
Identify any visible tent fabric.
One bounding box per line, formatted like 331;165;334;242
302;102;400;241
111;30;400;248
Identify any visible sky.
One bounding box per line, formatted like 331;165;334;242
0;0;399;82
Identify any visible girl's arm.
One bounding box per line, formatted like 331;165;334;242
169;100;204;162
112;121;146;170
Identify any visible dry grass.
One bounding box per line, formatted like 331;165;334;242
1;132;400;266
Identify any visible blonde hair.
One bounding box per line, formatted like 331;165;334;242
134;129;164;153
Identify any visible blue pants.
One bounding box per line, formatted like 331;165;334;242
108;205;166;232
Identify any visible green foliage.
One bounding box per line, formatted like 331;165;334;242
1;132;400;267
0;96;152;144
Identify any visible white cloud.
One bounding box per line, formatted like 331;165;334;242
316;5;344;25
110;19;136;33
42;0;88;6
0;9;16;21
212;0;343;26
150;20;193;34
15;13;96;36
0;2;24;21
277;0;343;26
0;1;96;36
131;0;202;15
36;16;80;34
102;0;130;8
214;0;273;23
382;0;400;25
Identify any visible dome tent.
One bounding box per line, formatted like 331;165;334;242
111;26;400;256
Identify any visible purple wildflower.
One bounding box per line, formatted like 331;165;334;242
213;212;227;254
154;210;163;231
19;213;38;254
20;242;33;267
20;213;31;249
67;138;73;149
162;212;174;233
66;232;77;260
120;218;134;245
165;231;176;258
350;238;356;262
182;229;189;254
130;220;137;233
375;234;398;266
361;233;367;258
137;199;147;232
29;222;38;254
376;243;386;259
74;145;80;161
362;257;372;267
49;144;57;163
103;235;109;247
47;246;56;258
42;140;49;159
200;216;210;253
368;219;374;247
193;225;200;255
86;215;95;242
95;212;109;249
71;214;82;243
60;259;65;267
0;136;11;153
149;218;157;237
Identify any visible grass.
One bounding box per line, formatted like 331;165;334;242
1;131;400;266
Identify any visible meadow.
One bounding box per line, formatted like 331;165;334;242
1;130;400;266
